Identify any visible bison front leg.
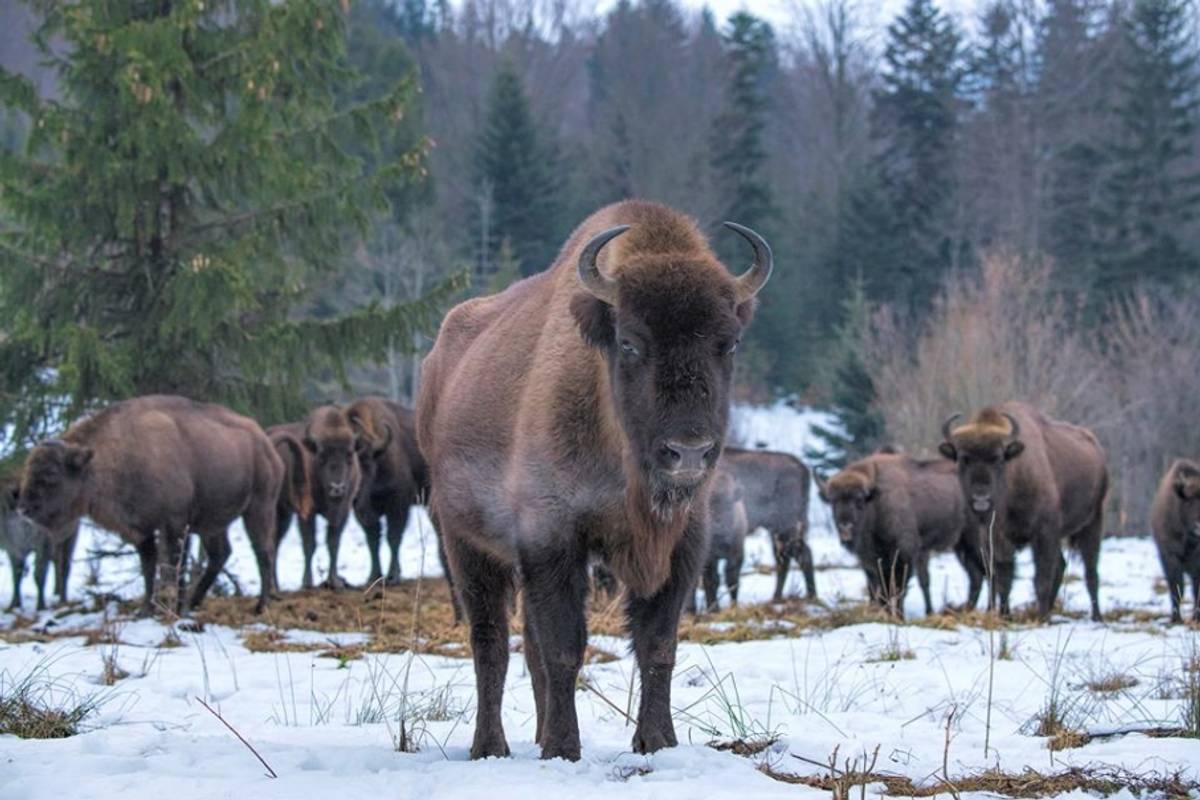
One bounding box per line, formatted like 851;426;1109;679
6;554;24;611
54;531;77;605
323;509;351;591
770;531;791;602
384;506;411;586
1190;568;1200;624
359;512;385;585
519;543;588;761
953;539;987;612
702;557;720;612
725;551;743;607
626;525;705;755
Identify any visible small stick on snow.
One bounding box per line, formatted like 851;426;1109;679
196;696;278;779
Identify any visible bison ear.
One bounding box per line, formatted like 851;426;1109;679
1174;478;1189;500
569;292;615;349
65;446;93;473
1003;441;1025;461
735;297;758;326
938;442;957;461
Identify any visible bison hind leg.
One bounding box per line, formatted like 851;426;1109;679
1072;514;1104;623
191;529;233;610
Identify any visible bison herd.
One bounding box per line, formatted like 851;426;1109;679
1;200;1198;763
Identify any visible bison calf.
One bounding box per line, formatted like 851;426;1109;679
1151;459;1200;624
694;470;748;612
19;395;283;616
818;453;984;617
939;402;1107;621
2;479;79;611
721;447;815;601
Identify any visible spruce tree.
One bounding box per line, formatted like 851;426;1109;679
1095;0;1200;297
0;0;461;446
862;0;968;310
473;60;561;280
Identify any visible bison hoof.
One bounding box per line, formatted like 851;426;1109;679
632;722;677;754
323;575;348;591
539;741;581;762
469;735;510;760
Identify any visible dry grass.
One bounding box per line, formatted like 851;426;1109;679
760;760;1199;798
1085;672;1139;694
0;666;107;739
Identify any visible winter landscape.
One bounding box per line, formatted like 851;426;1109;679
2;404;1197;800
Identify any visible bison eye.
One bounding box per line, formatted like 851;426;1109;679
725;339;739;355
620;339;640;359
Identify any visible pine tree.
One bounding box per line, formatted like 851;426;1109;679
807;279;885;471
1095;0;1200;297
473;60;562;280
0;0;462;446
860;0;968;310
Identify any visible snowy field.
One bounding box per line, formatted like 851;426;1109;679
2;402;1199;799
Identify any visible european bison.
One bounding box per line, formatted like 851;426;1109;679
1151;459;1200;624
694;469;748;612
18;395;283;616
2;478;79;611
269;404;361;589
939;402;1107;621
721;447;815;601
816;453;984;617
417;200;772;760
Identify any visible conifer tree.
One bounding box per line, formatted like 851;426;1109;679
0;0;461;446
473;60;562;279
1095;0;1200;297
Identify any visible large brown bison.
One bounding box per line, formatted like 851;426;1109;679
269;404;361;589
939;402;1107;620
721;447;815;601
1151;459;1200;624
18;395;283;616
816;453;984;617
417;200;772;761
2;478;79;611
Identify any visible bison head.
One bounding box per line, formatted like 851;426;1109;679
570;222;771;514
1172;462;1200;539
304;407;360;501
938;410;1025;520
17;440;93;531
816;466;877;547
347;404;394;499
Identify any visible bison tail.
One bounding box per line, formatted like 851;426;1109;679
272;432;314;520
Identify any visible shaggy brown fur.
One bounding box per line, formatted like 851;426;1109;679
1150;459;1200;623
939;401;1108;620
18;395;283;616
269;405;363;590
817;454;984;617
720;447;815;602
417;200;768;761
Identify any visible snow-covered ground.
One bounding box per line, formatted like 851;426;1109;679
2;402;1198;800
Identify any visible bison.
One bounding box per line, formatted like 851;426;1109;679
939;402;1107;621
18;395;283;616
692;469;748;613
720;447;815;601
1151;459;1200;624
417;200;771;760
2;478;79;611
816;453;984;617
269;404;361;589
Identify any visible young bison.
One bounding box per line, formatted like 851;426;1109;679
720;447;815;601
1151;459;1200;624
270;404;361;589
691;469;748;613
817;453;985;617
939;403;1107;621
418;200;772;760
2;479;79;611
18;395;283;616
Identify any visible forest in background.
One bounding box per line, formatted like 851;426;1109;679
2;0;1199;531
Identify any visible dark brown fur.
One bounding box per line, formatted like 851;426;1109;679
269;405;361;590
417;200;764;761
939;401;1108;620
720;447;815;601
18;395;283;616
817;454;985;617
1150;459;1200;623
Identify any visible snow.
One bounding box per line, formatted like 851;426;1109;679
2;402;1198;800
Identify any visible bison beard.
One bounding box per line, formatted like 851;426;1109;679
417;200;771;761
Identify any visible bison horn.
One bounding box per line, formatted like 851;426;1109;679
724;221;774;301
577;225;629;304
1002;412;1021;441
941;413;962;442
